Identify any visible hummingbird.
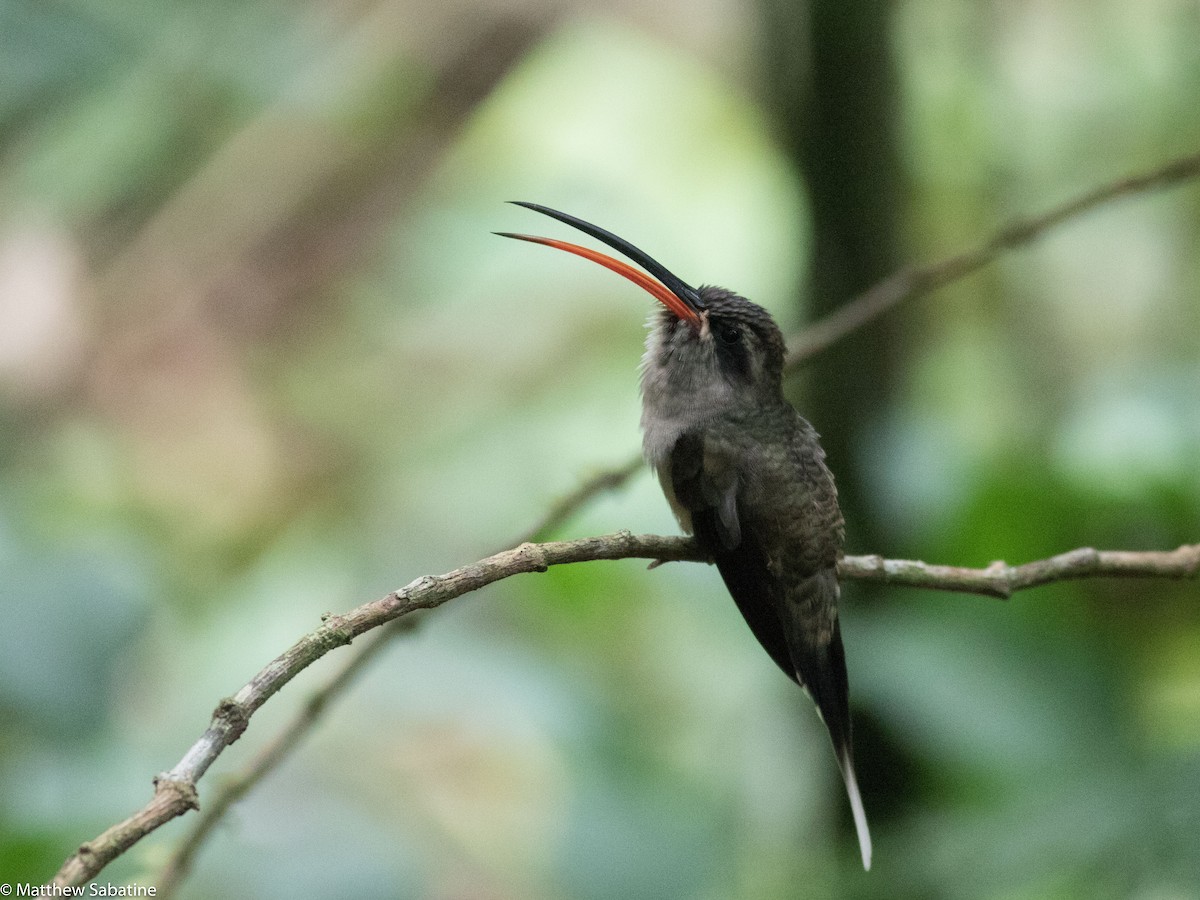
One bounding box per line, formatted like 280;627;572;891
497;202;872;870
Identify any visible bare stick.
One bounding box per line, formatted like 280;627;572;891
54;535;1199;886
154;617;420;897
159;451;646;890
784;148;1200;368
840;544;1200;598
507;454;644;546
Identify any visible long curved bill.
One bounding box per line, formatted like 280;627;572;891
496;202;704;326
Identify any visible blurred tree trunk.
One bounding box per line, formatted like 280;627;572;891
756;0;914;830
757;0;904;553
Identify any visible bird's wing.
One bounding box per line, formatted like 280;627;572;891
669;423;871;870
668;430;797;682
669;425;852;760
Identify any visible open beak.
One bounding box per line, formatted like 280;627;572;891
496;202;704;326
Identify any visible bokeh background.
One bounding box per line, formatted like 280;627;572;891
3;1;1200;897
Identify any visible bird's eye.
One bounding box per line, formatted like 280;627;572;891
714;322;741;345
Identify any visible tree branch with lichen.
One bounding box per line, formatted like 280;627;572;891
53;535;1200;888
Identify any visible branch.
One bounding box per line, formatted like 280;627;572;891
784;148;1200;368
506;454;644;546
54;535;1199;887
54;533;693;887
840;544;1200;598
154;617;420;897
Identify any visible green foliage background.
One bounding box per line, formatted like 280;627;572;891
1;1;1198;897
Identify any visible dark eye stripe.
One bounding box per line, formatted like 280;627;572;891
713;321;751;379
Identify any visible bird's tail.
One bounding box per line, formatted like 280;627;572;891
784;573;872;870
838;750;872;871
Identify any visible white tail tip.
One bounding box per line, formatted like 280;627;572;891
841;755;872;870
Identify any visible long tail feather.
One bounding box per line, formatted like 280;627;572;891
839;751;872;870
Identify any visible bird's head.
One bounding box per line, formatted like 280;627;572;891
497;202;786;410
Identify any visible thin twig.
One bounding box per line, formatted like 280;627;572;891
159;454;646;889
839;544;1200;598
154;617;420;897
54;535;1200;886
784;148;1200;368
507;454;645;546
